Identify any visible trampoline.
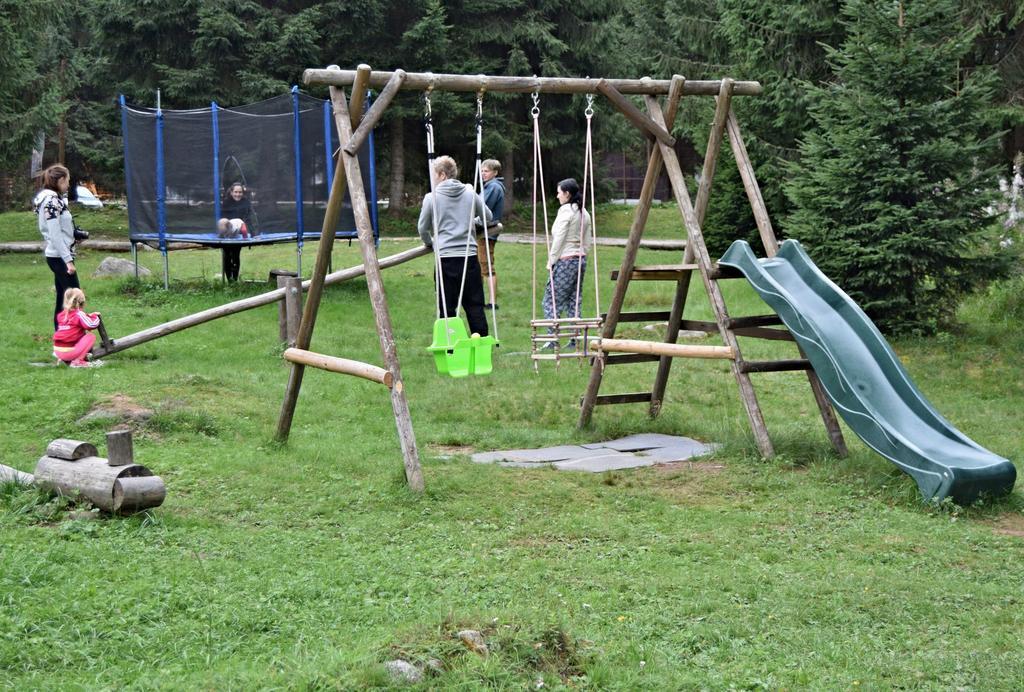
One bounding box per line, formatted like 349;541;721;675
120;87;379;285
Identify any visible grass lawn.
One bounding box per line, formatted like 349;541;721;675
1;205;1023;689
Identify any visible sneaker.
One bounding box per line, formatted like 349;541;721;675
484;303;500;310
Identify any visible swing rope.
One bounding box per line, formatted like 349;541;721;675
573;93;600;321
530;89;556;325
475;90;499;343
422;88;453;349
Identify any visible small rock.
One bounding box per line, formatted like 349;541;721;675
69;510;100;521
93;257;152;278
384;660;422;684
425;658;444;674
458;629;489;656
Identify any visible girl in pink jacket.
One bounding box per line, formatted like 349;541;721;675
53;288;103;368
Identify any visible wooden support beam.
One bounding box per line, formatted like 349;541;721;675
646;95;775;457
331;86;424;492
578;80;686;429
597;80;676;146
611;311;673;323
732;327;795;342
593;392;654;406
96;317;112;350
348;64;372;129
283;348;393;388
650;79;734;417
304;68;762;97
728;314;785;329
610;264;699;281
344;69;407;156
604;353;664;366
594;338;734;360
706;264;745;280
738;359;812;374
278;65;370;444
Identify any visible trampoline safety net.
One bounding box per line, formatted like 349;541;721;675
120;89;378;252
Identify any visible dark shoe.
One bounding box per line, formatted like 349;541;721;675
484;303;499;310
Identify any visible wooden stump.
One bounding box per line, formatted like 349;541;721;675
106;430;134;467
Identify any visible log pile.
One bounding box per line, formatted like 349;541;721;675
0;431;167;514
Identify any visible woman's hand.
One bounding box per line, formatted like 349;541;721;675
66;261;76;275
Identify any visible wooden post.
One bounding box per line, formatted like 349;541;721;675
650;79;733;417
344;69;408;156
724;111;847;456
645;96;775;458
578;76;685;429
284;276;302;347
276;64;369;442
332;86;424;492
106;430;134;467
277;274;290;343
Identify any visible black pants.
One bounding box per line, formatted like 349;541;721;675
47;256;80;330
436;255;488;337
222;246;241;282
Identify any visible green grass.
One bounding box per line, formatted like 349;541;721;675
1;207;1023;689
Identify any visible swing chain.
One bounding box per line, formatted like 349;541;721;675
531;89;540;118
585;93;595;119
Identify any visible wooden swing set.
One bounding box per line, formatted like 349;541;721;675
277;64;846;494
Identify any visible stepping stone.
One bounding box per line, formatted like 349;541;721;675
635;441;718;462
553;453;661;472
581;433;694;452
472;445;596;464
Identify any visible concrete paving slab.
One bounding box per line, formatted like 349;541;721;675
581;433;697;451
472;445;598;464
635;442;717;462
553;453;661;472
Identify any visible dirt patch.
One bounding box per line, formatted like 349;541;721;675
78;394;155;427
988;513;1024;538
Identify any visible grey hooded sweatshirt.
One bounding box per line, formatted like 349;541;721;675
417;179;492;258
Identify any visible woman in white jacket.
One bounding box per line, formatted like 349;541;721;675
542;178;591;334
34;165;80;330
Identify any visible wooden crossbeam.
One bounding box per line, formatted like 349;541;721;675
738;359;812;374
283;348;393;387
304;69;763;97
610;264;700;281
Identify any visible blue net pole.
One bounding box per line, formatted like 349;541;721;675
291;86;304;261
155;103;167;256
323;99;334;197
212;102;221;225
119;95;133;234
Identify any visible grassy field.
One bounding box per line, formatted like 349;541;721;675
1;206;1023;689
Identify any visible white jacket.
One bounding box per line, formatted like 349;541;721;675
34;189;76;263
548;203;591;266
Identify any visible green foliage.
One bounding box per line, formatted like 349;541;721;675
785;0;1009;334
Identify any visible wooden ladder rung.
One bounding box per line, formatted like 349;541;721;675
610;264;700;281
283;348;393;387
738;359;811;374
591;392;654;406
732;327;795;342
611;310;673;323
594;338;735;360
604;353;662;365
727;315;784;329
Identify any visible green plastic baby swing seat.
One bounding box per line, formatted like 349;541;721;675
427;317;497;377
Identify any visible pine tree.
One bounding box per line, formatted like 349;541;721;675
785;0;1006;334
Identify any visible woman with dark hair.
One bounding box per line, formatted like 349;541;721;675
220;181;255;282
34;164;81;329
542;178;592;336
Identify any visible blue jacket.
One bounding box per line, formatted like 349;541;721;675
481;177;505;236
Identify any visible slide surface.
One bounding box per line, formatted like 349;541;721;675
719;239;1016;504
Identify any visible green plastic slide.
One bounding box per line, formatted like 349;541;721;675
719;239;1016;504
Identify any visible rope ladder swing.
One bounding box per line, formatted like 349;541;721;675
530;91;603;369
424;87;499;377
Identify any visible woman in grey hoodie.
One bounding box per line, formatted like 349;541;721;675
34;165;81;330
418;156;492;336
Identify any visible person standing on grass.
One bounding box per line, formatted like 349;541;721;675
541;178;591;348
53;288;103;368
34;164;81;330
476;158;505;309
418;155;492;337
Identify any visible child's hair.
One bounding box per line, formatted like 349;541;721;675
433;156;458;180
63;287;86;311
42;165;70;194
558;178;583;211
217;218;229;230
482;159;501;175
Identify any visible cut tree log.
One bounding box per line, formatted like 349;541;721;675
33;456;165;513
46;439;98;461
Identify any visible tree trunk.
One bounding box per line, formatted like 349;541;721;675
388;116;405;214
504;146;514;214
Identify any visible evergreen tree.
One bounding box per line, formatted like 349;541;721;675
785;0;1006;334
